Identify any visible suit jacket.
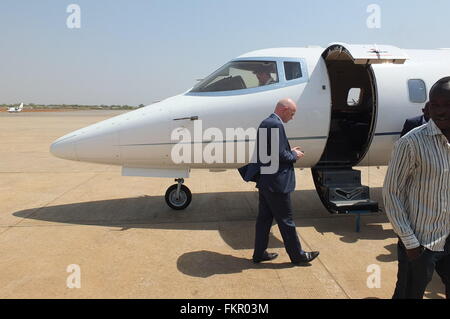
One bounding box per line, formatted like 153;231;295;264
238;114;297;193
400;115;426;137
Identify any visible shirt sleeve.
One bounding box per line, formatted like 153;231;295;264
280;149;297;163
382;137;421;250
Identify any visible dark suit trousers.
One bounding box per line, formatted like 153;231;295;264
253;188;304;262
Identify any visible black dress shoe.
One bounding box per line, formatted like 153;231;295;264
253;252;279;263
292;251;320;264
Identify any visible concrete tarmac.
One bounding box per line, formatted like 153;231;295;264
0;110;446;298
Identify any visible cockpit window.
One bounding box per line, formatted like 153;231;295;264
284;62;302;80
191;61;278;92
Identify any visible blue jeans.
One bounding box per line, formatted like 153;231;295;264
393;236;450;299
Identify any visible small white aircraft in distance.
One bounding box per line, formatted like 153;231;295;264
50;42;450;214
8;103;24;113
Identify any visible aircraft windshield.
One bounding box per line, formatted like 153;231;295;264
191;61;278;92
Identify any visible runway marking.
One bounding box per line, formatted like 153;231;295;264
0;173;100;237
273;266;290;298
0;213;382;228
296;232;351;299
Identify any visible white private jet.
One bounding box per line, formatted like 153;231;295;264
50;43;450;214
8;103;24;113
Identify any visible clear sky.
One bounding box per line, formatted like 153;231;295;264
1;0;450;105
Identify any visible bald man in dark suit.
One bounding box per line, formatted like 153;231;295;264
240;98;319;264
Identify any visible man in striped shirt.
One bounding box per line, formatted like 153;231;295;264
383;76;450;299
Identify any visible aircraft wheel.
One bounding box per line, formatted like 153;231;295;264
165;184;192;210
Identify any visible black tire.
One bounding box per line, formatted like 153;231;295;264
165;184;192;210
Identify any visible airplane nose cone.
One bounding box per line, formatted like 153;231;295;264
50;136;78;161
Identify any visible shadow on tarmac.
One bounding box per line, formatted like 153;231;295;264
14;189;393;248
176;250;311;278
13;188;446;297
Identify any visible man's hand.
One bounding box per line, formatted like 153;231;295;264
406;246;425;261
292;147;304;159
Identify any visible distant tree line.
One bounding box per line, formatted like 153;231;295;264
0;103;147;110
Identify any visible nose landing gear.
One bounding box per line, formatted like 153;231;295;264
165;178;192;210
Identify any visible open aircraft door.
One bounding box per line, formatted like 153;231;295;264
312;43;408;215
